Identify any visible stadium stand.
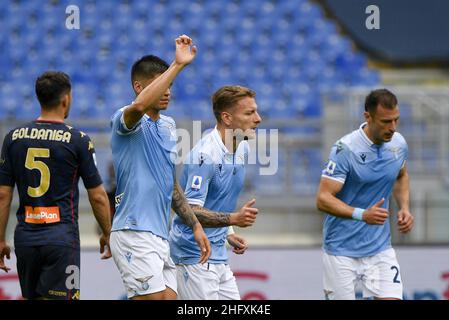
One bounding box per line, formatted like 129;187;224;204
5;0;448;246
0;0;380;197
0;0;380;117
2;0;449;301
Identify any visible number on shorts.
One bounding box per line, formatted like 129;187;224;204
391;266;401;283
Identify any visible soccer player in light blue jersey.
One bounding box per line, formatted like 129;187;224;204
109;35;211;300
316;89;414;300
170;85;262;300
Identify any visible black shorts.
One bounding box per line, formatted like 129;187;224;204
15;245;80;300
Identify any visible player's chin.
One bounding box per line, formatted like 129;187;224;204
157;103;169;110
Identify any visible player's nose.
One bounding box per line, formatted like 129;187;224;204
390;122;397;133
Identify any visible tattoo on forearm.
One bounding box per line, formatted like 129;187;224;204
191;205;231;228
171;182;199;228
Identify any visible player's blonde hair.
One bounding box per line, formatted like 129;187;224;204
212;85;256;123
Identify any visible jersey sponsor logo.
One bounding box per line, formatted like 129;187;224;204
360;153;367;162
357;151;375;163
125;251;132;263
48;290;67;297
115;192;124;207
71;290;80;300
191;176;203;190
335;141;344;154
24;206;60;224
12;128;71;143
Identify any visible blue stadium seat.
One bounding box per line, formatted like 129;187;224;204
0;0;385;197
0;0;379;127
290;148;322;194
253;173;285;195
187;100;214;120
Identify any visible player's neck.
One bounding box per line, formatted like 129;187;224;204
363;124;382;145
146;109;160;121
37;109;65;123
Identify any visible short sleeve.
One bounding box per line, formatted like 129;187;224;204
76;132;103;189
393;132;408;169
402;139;408;168
321;141;351;184
182;153;215;207
0;133;15;186
111;107;142;136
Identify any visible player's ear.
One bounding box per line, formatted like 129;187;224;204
61;92;70;108
133;80;142;94
221;112;232;126
363;111;371;122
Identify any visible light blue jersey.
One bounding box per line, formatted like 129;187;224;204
321;123;408;258
169;128;248;264
110;107;177;240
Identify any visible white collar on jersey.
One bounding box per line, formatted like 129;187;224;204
211;126;250;159
358;122;378;147
211;126;232;155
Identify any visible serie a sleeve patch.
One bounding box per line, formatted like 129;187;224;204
191;176;203;190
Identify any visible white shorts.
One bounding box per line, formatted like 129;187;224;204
110;230;177;299
323;248;403;300
176;263;240;300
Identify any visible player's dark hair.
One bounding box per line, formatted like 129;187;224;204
131;55;169;84
365;89;398;115
212;85;256;123
35;71;71;109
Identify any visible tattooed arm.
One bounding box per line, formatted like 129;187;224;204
171;181;201;228
172;180;258;228
176;152;257;228
190;205;232;228
191;197;258;228
171;180;211;264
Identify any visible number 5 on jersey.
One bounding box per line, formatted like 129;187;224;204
25;148;51;197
